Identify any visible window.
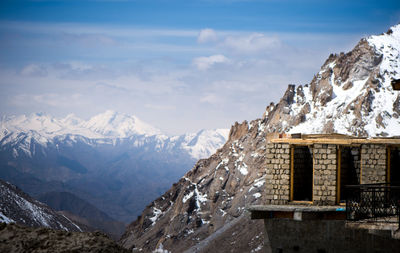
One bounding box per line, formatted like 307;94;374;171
338;146;360;203
291;146;313;201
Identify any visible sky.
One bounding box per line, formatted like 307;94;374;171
0;0;399;135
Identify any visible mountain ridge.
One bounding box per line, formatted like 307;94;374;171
0;110;229;227
0;179;82;232
0;110;229;160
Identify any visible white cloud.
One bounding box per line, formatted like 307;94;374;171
20;64;48;77
197;28;218;43
192;54;230;70
200;93;220;104
222;33;281;53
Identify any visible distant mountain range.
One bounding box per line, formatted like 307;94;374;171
119;24;400;252
0;110;229;237
0;110;229;160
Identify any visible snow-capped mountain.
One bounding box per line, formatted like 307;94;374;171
263;24;400;137
0;179;82;232
0;111;228;225
83;110;163;138
119;24;400;252
1;110;161;139
0;110;228;160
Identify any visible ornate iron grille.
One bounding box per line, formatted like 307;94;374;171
345;184;400;227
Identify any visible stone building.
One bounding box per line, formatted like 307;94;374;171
264;133;400;206
249;134;400;253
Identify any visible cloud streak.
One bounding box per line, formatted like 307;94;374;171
198;28;218;43
192;55;230;70
222;33;281;54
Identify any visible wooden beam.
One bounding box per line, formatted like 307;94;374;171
271;138;400;145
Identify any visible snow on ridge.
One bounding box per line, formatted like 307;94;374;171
181;128;229;160
367;23;400;81
0;181;81;231
1;111;229;160
0;211;14;223
1;110;162;140
287;24;400;137
83;110;162;138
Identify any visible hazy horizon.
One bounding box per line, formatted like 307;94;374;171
1;0;399;135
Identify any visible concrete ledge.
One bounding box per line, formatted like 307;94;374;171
248;205;346;220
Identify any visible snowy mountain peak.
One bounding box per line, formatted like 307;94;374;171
260;24;400;137
84;110;162;138
60;113;84;127
0;111;229;160
0;110;163;140
367;23;400;82
181;128;230;159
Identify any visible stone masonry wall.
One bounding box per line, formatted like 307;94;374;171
265;142;390;205
312;144;337;205
265;143;291;204
361;144;387;184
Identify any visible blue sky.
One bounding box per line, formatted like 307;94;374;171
1;0;399;134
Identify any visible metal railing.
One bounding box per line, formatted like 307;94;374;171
345;183;400;227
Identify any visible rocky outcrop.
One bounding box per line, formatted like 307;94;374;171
261;26;400;137
0;223;129;253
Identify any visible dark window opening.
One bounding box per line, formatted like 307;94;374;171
292;146;313;201
390;147;400;186
340;146;361;202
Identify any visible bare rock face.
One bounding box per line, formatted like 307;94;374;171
119;24;400;252
120;118;268;252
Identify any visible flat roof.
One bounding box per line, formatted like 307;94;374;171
270;134;400;145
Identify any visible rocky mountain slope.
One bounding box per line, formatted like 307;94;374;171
119;24;400;252
0;223;130;253
0;179;81;232
0;111;228;226
37;191;125;240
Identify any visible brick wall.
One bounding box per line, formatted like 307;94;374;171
361;144;387;184
265;143;291;204
313;144;337;205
